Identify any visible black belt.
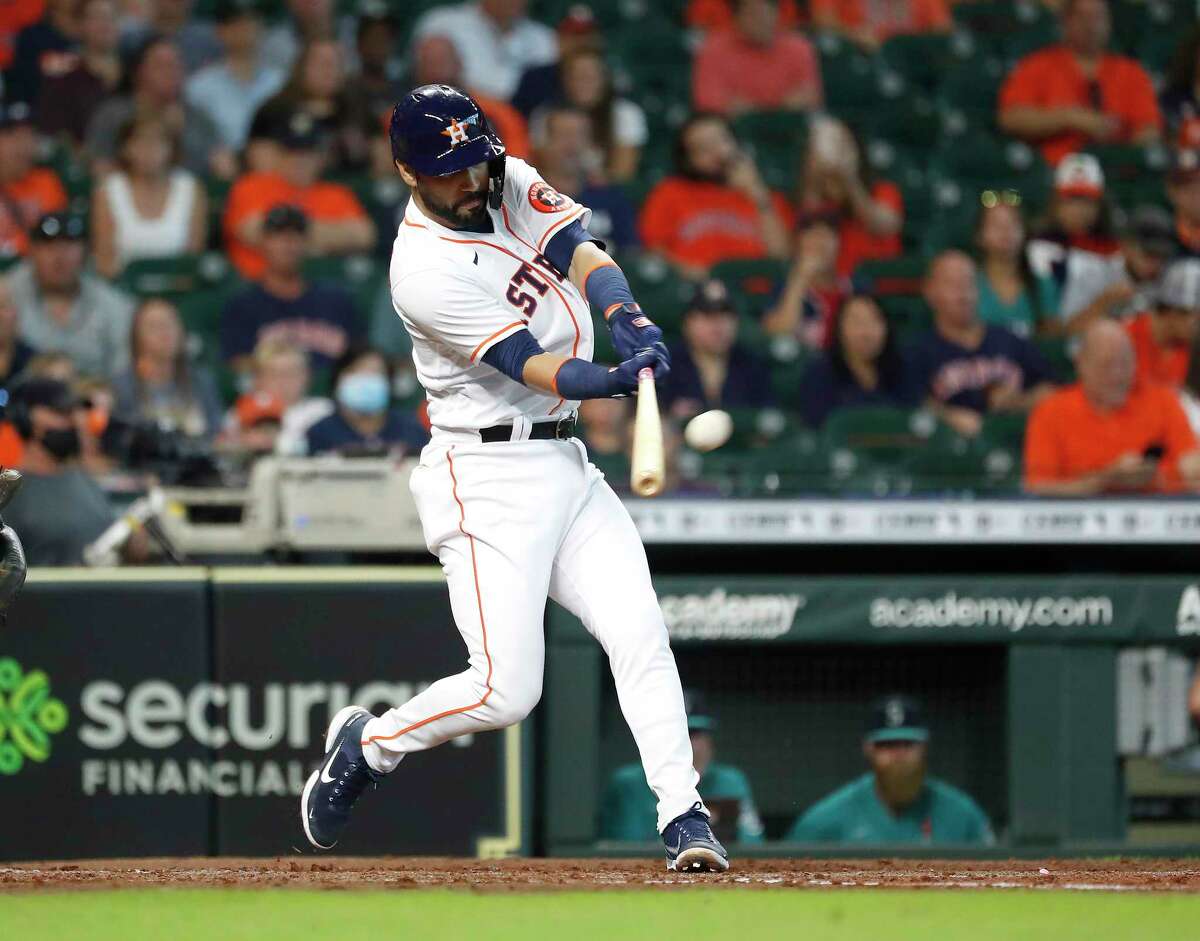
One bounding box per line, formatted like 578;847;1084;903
479;415;577;443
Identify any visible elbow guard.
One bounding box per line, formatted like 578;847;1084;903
480;328;545;384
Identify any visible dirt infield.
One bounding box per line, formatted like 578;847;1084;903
2;857;1199;893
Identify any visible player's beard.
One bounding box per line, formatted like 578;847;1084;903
418;183;491;230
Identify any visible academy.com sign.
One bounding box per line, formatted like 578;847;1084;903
660;588;804;640
869;591;1114;632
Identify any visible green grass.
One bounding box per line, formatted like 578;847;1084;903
8;889;1200;941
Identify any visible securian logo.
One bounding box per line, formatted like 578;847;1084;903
0;657;68;775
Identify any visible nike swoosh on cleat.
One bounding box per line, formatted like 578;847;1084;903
319;746;340;784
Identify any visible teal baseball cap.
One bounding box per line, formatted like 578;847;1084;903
865;694;929;744
683;689;717;733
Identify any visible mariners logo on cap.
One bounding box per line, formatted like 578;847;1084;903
441;115;477;147
885;699;906;727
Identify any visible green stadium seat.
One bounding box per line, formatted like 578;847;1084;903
732;110;808;192
936;57;1008;134
822;406;930;465
878;33;958;94
710;258;786;320
302;253;382;323
1089;144;1171;212
902;422;988;495
953;0;1055;58
1034;335;1076;384
817;34;883;114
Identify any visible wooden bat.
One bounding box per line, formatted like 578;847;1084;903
631;367;665;497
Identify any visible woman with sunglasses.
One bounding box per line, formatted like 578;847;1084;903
974;190;1059;339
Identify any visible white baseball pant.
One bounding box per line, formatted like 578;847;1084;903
359;434;704;833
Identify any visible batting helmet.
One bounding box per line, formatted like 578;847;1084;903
389;84;507;209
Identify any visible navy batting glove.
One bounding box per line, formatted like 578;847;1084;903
608;304;664;361
608;348;661;397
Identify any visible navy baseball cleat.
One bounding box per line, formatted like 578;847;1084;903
662;802;730;872
301;705;383;850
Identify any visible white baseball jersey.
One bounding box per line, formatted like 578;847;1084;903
360;159;707;841
389;156;596;432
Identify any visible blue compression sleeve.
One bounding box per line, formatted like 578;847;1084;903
553;357;621;399
480;328;544;383
543;219;604;278
583;263;637;320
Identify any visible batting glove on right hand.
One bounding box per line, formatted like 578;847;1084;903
608;348;669;397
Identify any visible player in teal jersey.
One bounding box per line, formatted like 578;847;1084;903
600;692;764;844
788;695;993;846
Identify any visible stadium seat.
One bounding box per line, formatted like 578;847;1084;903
817;34;884;114
1089;143;1171;212
710;258;786;321
302;254;382;328
1034;335;1076;384
953;0;1055;58
822;406;931;466
935;57;1008;135
878;33;960;95
732;110;808;192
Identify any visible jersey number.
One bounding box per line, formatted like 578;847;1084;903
506;263;549;317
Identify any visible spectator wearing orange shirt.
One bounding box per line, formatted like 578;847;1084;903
0;101;66;258
692;0;823;117
223;111;374;280
1124;260;1200;389
796;116;903;279
1025;321;1200;495
639;113;791;279
812;0;949;51
998;0;1161;166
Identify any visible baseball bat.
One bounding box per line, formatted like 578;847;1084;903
631;367;665;498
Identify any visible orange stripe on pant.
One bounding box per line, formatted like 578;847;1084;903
362;447;494;745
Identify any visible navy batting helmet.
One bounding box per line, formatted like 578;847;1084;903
389;84;507;209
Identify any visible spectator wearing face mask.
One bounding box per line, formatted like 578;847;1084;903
305;344;428;456
3;376;149;565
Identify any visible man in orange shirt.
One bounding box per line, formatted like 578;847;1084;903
1125;259;1200;388
811;0;949;50
223;111;374;279
0;101;65;257
1024;321;1200;495
639;113;791;279
998;0;1160;166
692;0;823;116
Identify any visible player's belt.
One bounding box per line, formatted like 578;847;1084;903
479;415;577;443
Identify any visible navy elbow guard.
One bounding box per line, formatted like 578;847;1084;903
480;328;544;383
543;219;604;278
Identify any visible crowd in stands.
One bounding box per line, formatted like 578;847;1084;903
0;0;1199;562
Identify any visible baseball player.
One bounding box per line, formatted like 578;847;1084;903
301;84;728;872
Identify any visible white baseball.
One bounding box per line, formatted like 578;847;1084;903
684;409;733;452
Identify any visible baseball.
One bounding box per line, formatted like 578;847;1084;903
684;409;734;452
